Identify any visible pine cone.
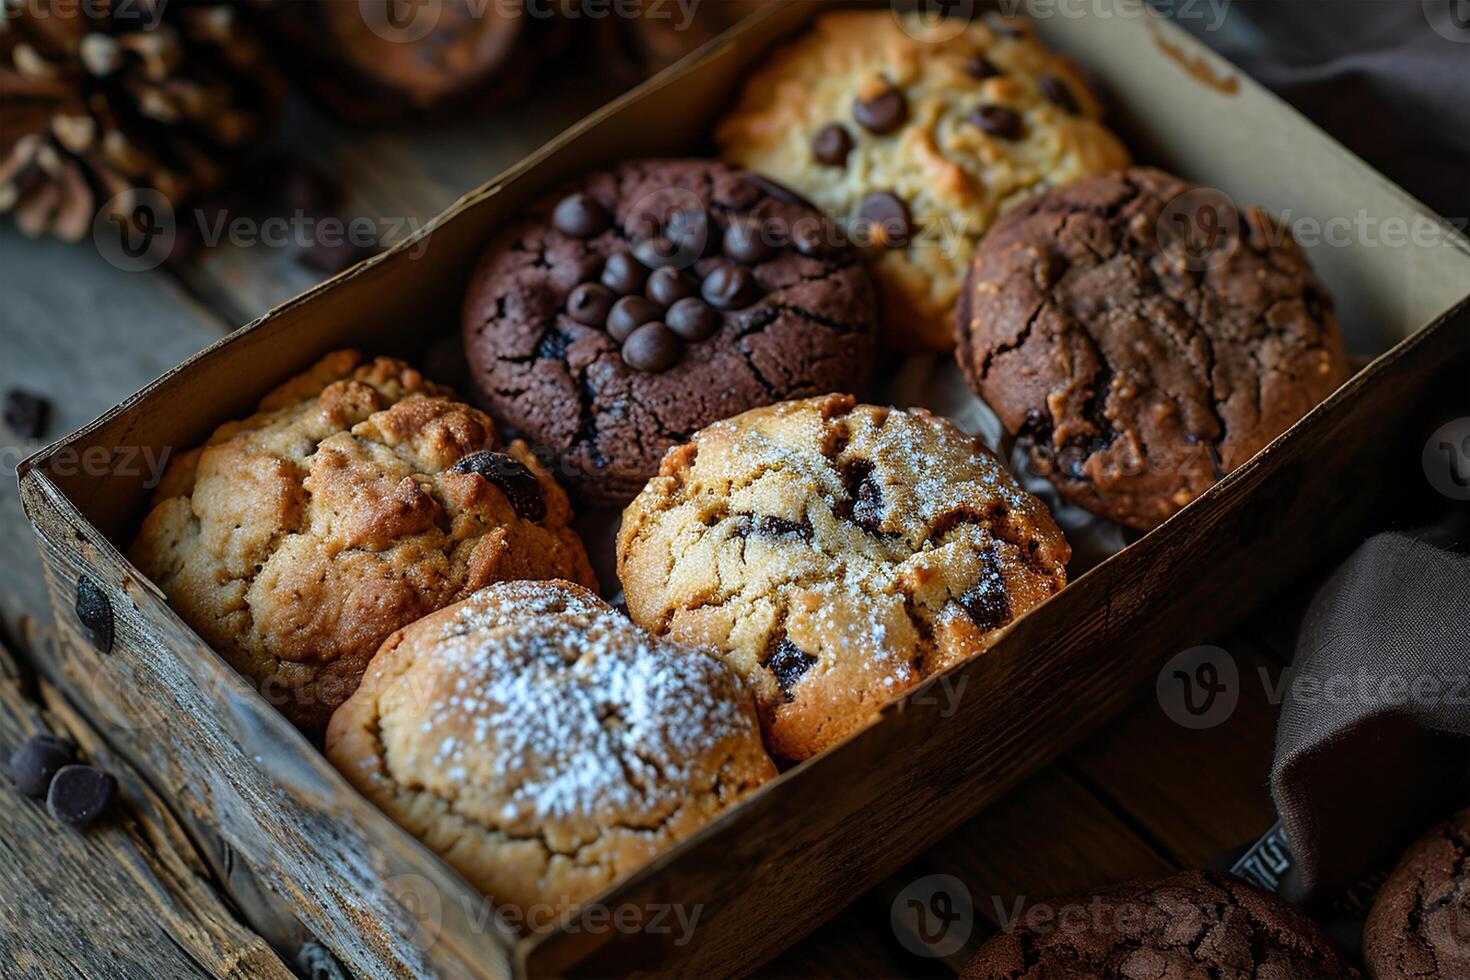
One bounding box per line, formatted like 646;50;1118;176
0;0;283;242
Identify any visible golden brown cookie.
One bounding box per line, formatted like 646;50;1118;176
617;394;1070;762
325;580;775;927
716;10;1130;351
129;350;596;732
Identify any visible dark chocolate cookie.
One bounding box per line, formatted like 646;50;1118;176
1364;806;1470;980
462;159;880;505
961;870;1361;979
956;167;1350;530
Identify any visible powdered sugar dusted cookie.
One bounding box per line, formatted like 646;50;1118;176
325;580;775;927
617;394;1070;762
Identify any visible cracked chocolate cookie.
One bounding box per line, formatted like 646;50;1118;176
616;394;1070;762
961;870;1361;979
957;167;1351;530
325;580;776;926
461;158;880;506
716;10;1130;351
129;350;596;733
1364;805;1470;980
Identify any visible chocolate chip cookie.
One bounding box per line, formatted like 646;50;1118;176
616;394;1069;762
1364;805;1470;980
129;350;596;732
462;158;880;506
962;870;1361;979
716;10;1130;351
326;580;776;927
957;167;1351;530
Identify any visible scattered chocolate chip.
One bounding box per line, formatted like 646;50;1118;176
765;638;818;700
964;54;1001;80
701;263;759;310
858;192;913;249
958;550;1012;630
970;104;1024;140
646;266;697;307
450;451;547;522
3;389;49;440
723;218;776;265
296;238;377;276
552;192;611;238
665;298;720;342
566;282;615;326
1039;73;1080;114
75;576;113;655
601;252;649;295
632;236;683;270
812;123;854;166
607;295;662;342
8;734;75;798
46;764;116;828
622;322;680;373
854;85;908;134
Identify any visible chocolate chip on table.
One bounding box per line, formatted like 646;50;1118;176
75;575;114;655
646;266;697;307
46;764;116;829
601;252;649;295
622;322;680;373
666;298;720;342
1039;74;1081;114
552;192;611;238
858;192;913;249
701;263;759;310
450;451;547;522
3;389;49;440
607;296;662;342
812;123;855;166
853;84;908;134
723;218;776;265
8;734;75;799
970;105;1024;140
964;54;1001;80
566;282;615;326
765;638;818;700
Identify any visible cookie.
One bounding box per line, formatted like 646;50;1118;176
129;350;596;733
716;10;1130;351
325;580;775;926
957;167;1351;530
462;158;880;506
962;870;1361;979
1364;806;1470;980
616;394;1069;762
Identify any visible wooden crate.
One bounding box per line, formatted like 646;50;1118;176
17;2;1470;976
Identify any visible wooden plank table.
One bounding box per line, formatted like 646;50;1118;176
0;53;1318;980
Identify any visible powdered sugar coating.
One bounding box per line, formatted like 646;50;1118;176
325;580;775;925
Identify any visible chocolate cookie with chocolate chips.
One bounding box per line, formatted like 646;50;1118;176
957;167;1351;530
616;394;1069;762
462;159;880;505
1364;805;1470;980
962;870;1361;979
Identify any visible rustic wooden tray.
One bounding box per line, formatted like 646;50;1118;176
18;1;1470;976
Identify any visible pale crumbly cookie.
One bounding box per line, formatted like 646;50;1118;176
716;10;1130;351
325;580;776;926
129;350;596;733
1364;806;1470;980
617;394;1070;762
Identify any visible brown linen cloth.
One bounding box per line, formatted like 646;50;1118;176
1270;531;1470;901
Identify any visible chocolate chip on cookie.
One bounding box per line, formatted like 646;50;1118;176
853;83;907;134
956;167;1350;530
812;123;854;166
450;450;548;522
462;159;880;505
617;394;1070;762
1038;73;1080;114
858;192;912;249
970;105;1024;140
